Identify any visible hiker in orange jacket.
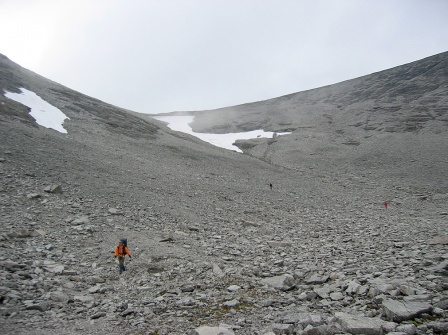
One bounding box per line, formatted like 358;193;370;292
114;240;131;274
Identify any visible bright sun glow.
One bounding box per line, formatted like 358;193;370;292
0;1;101;71
0;2;54;69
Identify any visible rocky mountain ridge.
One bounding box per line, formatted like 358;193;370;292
191;52;448;135
190;52;448;193
0;53;447;334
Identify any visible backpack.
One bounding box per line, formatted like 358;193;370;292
117;239;128;256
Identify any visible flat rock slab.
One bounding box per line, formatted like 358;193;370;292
267;241;292;248
120;308;135;317
382;299;432;322
434;298;448;310
227;285;241;292
24;301;49;312
91;312;107;319
74;295;95;304
47;291;68;303
223;299;240;308
335;312;389;335
281;313;323;327
427;321;448;334
269;323;295;334
190;326;235;335
44;184;62;193
260;274;295;291
305;274;329;285
428;236;448;245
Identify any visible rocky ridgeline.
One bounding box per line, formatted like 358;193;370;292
0;155;447;335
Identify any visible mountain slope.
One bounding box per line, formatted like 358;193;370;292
0;53;447;335
192;51;448;134
190;52;448;192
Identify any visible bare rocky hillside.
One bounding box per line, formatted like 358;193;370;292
190;52;448;192
0;53;447;335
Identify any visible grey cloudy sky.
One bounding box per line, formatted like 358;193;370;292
1;0;448;114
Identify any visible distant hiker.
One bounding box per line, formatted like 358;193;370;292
114;239;131;274
384;201;388;209
270;183;273;190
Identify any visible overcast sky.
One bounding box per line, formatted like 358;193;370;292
1;0;448;115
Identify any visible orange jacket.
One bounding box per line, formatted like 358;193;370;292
114;243;131;257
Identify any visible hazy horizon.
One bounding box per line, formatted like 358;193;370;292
1;0;448;114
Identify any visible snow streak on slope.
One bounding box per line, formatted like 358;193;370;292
154;115;290;152
4;88;69;133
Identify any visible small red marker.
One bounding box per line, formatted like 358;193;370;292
384;201;388;209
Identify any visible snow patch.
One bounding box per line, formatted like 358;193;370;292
154;115;290;152
4;88;69;134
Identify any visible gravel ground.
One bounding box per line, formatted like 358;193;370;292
0;53;447;335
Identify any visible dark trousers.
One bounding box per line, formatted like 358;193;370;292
117;256;126;273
